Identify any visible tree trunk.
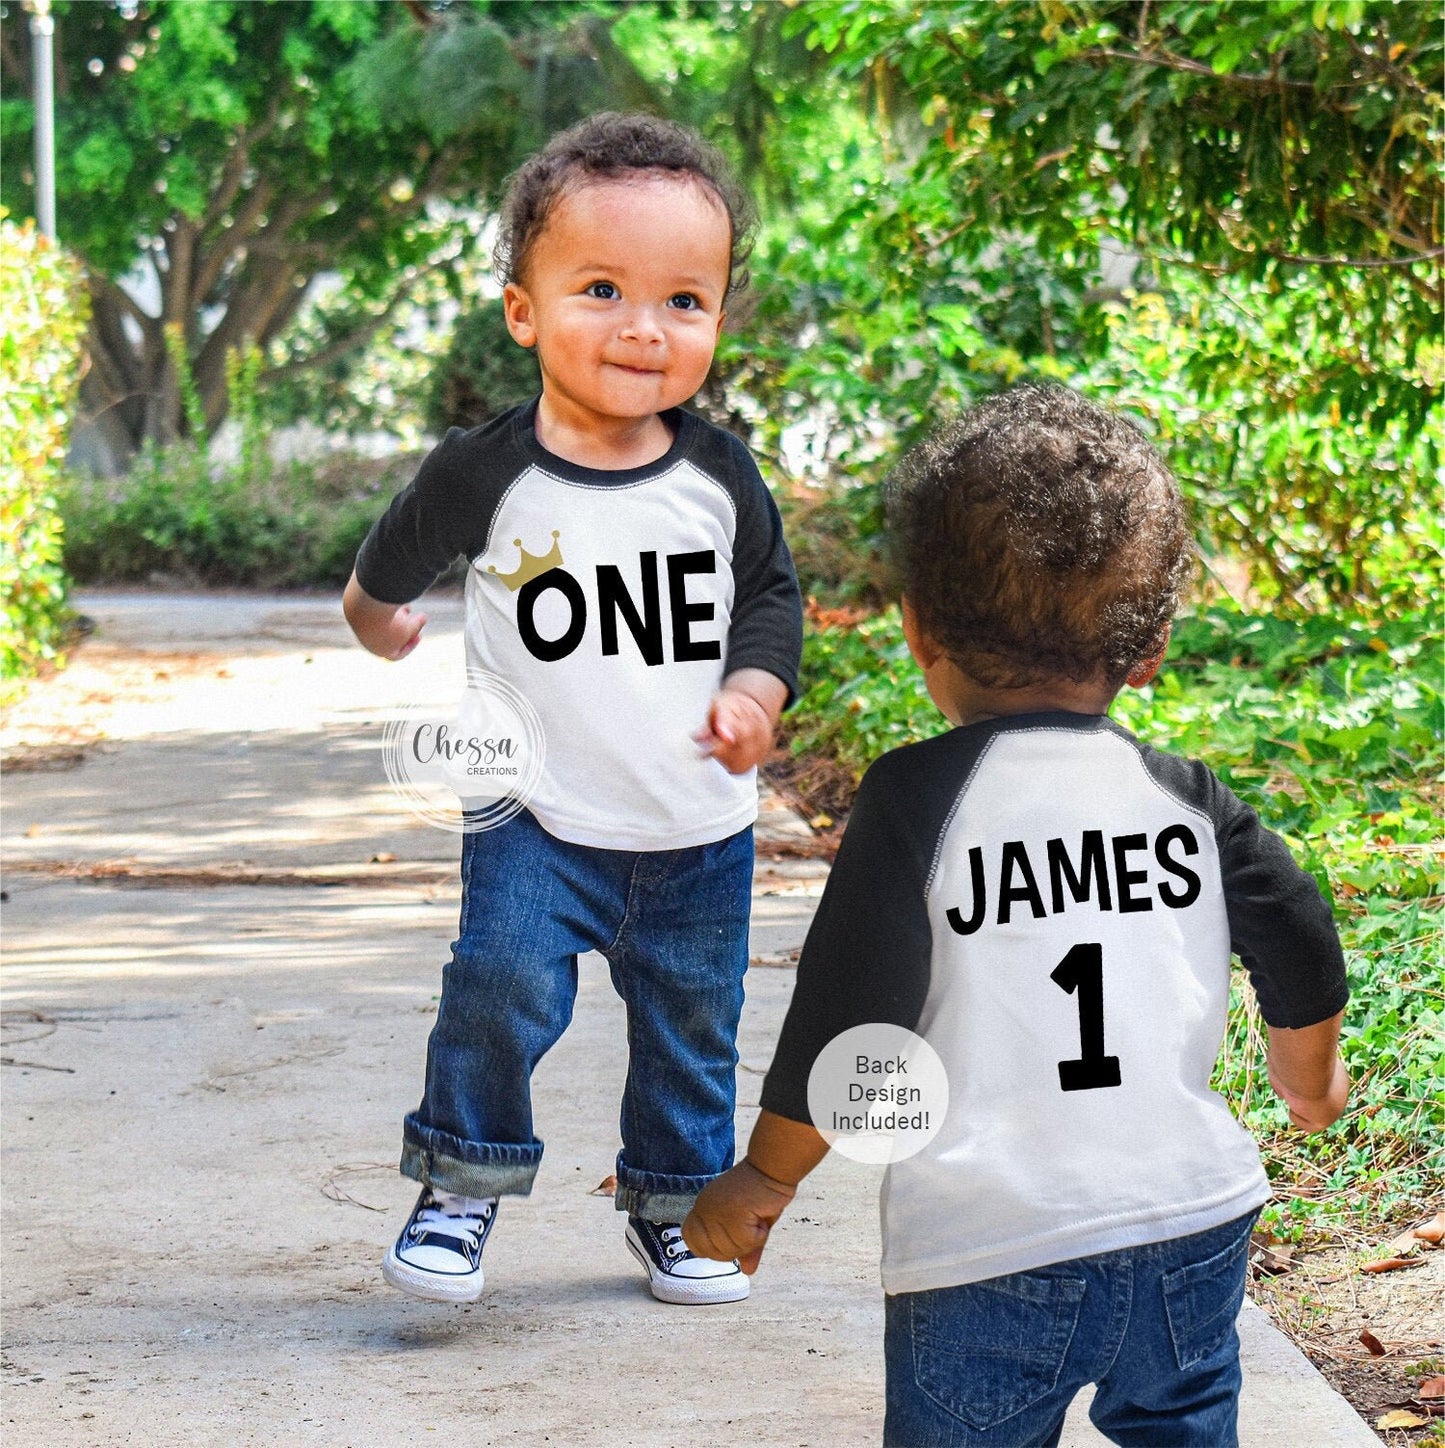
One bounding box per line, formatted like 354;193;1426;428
71;157;454;469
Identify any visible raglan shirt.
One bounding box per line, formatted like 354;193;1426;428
355;401;802;851
760;711;1349;1295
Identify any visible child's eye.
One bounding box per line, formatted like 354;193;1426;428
584;281;618;300
668;293;701;311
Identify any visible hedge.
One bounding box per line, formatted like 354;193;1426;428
0;213;89;679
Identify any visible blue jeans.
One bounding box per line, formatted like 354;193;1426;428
400;808;753;1221
883;1209;1260;1448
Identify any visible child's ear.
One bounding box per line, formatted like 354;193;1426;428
1125;626;1172;689
502;283;538;350
901;596;943;670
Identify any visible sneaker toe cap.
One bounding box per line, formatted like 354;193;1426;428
667;1255;741;1280
395;1243;477;1276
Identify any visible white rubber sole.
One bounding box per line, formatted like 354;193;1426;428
382;1246;485;1303
625;1229;750;1305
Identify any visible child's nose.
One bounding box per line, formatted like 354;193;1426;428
618;306;666;344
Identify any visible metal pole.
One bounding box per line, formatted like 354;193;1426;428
29;0;56;240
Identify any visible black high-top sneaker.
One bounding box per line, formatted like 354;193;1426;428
382;1187;498;1302
625;1215;749;1304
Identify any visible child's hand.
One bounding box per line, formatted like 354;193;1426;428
1265;1013;1349;1133
694;688;773;774
1270;1053;1350;1132
343;572;427;661
373;603;427;661
693;668;789;774
683;1159;797;1274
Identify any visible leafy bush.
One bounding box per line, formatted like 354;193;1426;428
59;445;416;589
0;215;89;679
664;3;1441;615
776;482;891;610
787;601;1443;1233
1086;285;1442;612
425;299;540;435
60;321;419;589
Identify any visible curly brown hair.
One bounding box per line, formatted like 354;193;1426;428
885;384;1194;690
493;112;756;298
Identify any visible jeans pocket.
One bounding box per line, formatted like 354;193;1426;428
1161;1213;1256;1371
909;1270;1087;1432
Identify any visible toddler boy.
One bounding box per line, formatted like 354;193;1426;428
685;384;1348;1443
345;114;801;1306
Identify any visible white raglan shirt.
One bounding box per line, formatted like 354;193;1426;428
355;401;802;851
761;712;1349;1293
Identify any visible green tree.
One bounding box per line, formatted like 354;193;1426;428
752;0;1442;607
800;0;1440;425
0;0;650;463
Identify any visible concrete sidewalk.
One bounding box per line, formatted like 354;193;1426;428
1;591;1375;1447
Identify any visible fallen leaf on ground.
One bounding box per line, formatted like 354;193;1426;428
1359;1328;1386;1357
1386;1225;1424;1256
589;1174;617;1197
1420;1376;1445;1400
809;813;834;830
1250;1234;1295;1276
1361;1256;1426;1273
1376;1409;1428;1430
369;852;397;864
1413;1211;1445;1245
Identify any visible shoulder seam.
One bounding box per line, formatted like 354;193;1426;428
1103;729;1217;831
923;734;999;901
922;725;1217;901
475;459;740;562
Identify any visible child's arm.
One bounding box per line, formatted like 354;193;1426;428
683;1110;830;1271
1266;1011;1348;1132
695;667;789;774
343;569;428;661
704;434;801;774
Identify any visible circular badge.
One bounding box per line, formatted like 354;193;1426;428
381;668;546;833
806;1023;949;1164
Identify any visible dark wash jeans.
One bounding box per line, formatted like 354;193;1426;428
401;807;753;1221
884;1209;1261;1448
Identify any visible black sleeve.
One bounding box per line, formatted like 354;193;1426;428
719;436;803;707
1213;780;1349;1029
760;754;935;1124
354;427;489;605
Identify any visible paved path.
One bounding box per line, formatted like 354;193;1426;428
1;591;1375;1446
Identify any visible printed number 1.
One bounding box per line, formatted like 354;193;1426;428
1050;943;1122;1091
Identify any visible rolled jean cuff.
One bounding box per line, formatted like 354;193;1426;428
401;1114;541;1198
613;1155;721;1221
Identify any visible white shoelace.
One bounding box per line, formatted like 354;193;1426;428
659;1224;688;1261
414;1195;494;1244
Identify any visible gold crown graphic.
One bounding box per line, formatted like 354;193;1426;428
489;530;563;592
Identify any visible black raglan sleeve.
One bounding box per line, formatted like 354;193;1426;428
1211;776;1350;1029
717;434;803;706
760;751;937;1124
354;426;492;605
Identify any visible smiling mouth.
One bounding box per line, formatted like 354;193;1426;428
608;363;662;376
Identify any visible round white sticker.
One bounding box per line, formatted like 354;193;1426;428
806;1023;949;1164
